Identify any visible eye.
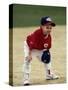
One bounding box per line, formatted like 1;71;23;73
46;26;52;29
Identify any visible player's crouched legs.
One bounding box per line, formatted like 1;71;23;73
41;50;59;80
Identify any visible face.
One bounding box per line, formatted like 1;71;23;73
41;23;52;35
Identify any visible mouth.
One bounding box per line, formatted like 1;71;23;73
43;31;51;35
47;31;51;33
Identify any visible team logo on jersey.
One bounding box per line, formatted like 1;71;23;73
44;43;48;48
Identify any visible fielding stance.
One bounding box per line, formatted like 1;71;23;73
23;16;59;85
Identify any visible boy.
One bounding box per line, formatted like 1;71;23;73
23;16;59;85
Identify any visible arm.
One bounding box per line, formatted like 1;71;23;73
26;30;39;50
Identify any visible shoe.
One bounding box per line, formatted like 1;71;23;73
23;80;30;86
46;74;59;80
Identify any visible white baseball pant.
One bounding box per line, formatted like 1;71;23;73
23;41;52;82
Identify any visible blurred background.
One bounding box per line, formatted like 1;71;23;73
13;4;66;27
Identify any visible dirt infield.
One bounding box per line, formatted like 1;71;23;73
12;26;66;86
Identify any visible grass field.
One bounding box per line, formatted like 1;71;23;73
12;25;66;86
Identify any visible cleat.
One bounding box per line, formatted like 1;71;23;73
24;83;30;86
23;80;30;86
46;74;59;80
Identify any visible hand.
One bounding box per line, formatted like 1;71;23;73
26;55;32;62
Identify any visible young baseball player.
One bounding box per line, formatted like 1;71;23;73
23;16;59;85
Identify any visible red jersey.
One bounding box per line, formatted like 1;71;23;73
26;27;52;50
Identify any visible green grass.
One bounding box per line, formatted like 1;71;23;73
12;4;66;27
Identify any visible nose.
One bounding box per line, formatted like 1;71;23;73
47;28;51;31
48;29;51;31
